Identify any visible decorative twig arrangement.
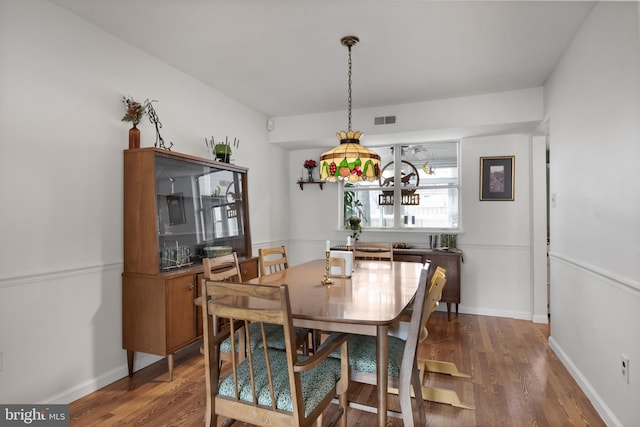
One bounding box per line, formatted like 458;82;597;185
147;104;173;151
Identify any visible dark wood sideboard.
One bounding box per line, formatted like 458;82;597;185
393;248;461;319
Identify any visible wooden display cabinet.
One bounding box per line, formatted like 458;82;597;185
122;148;256;380
393;249;461;319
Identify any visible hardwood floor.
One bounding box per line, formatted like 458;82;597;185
70;313;605;426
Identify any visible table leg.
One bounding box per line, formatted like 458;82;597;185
377;325;388;427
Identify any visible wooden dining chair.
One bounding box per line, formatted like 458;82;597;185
258;245;289;276
259;245;314;353
397;265;473;409
201;280;350;427
324;263;431;426
353;241;393;261
398;265;443;316
198;253;245;363
202;252;310;357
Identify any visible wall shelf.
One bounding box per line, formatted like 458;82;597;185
297;180;324;190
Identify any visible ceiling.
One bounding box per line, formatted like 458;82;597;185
50;0;595;118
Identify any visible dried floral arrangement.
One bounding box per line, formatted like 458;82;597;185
121;96;155;125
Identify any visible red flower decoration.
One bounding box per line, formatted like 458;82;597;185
303;159;317;169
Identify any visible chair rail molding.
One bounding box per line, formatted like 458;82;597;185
549;251;640;294
0;262;123;289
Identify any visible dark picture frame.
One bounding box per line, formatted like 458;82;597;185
166;193;187;225
480;156;515;201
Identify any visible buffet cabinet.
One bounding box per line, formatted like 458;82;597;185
393;249;461;319
122;148;256;380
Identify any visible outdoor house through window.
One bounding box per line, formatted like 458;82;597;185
342;141;460;231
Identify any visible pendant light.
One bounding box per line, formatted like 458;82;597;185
320;36;381;183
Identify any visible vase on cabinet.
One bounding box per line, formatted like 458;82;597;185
129;124;140;149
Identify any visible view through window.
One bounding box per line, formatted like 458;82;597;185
342;141;460;231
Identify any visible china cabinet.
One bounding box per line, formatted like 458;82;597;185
122;148;256;380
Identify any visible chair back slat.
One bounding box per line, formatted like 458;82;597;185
259;245;289;276
353;241;393;261
420;267;447;343
203;252;243;282
428;266;446;293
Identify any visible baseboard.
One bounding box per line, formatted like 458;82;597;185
452;305;531;321
548;336;622;427
41;353;162;404
531;313;549;324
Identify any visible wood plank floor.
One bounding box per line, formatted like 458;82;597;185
70;313;605;426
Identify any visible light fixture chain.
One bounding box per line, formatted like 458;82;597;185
347;44;353;131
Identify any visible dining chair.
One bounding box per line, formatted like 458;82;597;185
353;241;393;261
324;263;431;426
400;266;447;342
201;280;350;427
258;245;289;276
198;253;246;363
259;245;314;353
202;253;310;357
397;265;473;409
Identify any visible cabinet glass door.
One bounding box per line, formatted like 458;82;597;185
155;156;247;271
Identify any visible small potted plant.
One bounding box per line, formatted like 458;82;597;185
347;216;362;241
304;159;317;182
214;143;232;163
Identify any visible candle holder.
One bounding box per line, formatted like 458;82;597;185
321;251;334;286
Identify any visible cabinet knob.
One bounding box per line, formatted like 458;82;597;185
187;283;194;291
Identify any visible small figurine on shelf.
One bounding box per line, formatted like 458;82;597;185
304;159;317;182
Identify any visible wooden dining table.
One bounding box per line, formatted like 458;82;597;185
246;258;424;427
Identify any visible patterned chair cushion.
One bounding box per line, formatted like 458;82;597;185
325;333;405;378
220;323;309;353
217;347;343;416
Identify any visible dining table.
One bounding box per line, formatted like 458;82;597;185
246;258;424;427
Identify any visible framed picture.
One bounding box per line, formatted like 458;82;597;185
166;193;187;225
480;156;514;201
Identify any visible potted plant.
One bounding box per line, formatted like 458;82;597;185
214;143;232;163
347;216;362;241
303;159;317;182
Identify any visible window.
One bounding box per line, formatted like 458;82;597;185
342;141;460;231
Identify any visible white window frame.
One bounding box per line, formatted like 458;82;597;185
338;140;461;233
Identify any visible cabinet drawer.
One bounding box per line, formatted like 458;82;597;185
240;257;259;281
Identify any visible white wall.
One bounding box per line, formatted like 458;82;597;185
0;0;287;404
459;134;534;320
545;3;640;426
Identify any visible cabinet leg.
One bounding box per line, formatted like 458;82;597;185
167;353;174;381
447;303;451;321
127;350;134;377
